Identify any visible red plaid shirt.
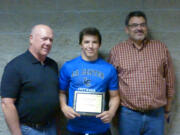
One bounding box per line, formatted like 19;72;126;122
109;39;175;111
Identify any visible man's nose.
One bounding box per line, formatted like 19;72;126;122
136;24;143;29
89;42;93;48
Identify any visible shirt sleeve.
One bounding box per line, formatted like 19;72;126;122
108;46;120;70
164;47;175;98
108;66;119;91
59;63;70;91
1;63;21;98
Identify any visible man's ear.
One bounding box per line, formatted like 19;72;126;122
29;35;33;44
125;27;129;34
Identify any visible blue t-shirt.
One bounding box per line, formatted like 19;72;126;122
59;56;118;134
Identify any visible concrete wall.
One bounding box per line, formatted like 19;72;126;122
0;0;179;135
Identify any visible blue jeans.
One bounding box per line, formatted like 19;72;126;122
119;106;164;135
20;121;57;135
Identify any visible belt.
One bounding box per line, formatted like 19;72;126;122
138;108;162;114
21;121;49;129
121;106;154;113
139;109;152;113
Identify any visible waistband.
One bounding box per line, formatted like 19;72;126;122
121;106;164;114
21;121;50;129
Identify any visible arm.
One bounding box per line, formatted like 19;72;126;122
164;49;175;113
59;90;80;119
164;97;173;120
165;98;173;113
164;48;175;120
1;98;22;135
96;90;120;123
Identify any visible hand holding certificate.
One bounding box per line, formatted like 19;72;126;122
73;91;105;116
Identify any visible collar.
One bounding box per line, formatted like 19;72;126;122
127;38;149;51
80;55;99;63
25;50;49;65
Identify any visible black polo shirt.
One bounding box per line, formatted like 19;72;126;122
1;50;59;123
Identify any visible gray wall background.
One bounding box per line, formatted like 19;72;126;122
0;0;179;135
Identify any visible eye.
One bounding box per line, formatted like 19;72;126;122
84;40;90;43
93;41;98;44
128;23;138;28
41;37;47;41
128;23;147;28
140;23;147;27
49;38;53;42
41;37;53;42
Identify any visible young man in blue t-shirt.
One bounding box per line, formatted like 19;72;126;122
59;27;120;135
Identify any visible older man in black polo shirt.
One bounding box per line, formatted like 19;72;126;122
1;24;60;135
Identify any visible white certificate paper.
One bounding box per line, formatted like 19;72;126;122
73;91;105;115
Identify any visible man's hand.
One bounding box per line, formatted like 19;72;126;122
165;112;171;123
96;110;115;123
61;105;80;119
96;90;120;123
59;91;81;119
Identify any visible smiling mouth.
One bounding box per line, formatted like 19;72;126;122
43;48;50;52
87;49;94;52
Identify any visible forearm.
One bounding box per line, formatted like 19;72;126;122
1;101;22;135
59;91;68;110
96;91;120;123
108;92;120;116
59;91;80;119
165;97;173;112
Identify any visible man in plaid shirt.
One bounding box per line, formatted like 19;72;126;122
109;11;175;135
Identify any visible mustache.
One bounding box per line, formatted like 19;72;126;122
135;30;144;33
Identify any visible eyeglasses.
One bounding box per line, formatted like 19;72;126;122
128;23;147;28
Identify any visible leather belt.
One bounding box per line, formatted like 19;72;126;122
139;109;152;113
21;121;49;129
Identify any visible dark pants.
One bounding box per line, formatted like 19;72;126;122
68;129;112;135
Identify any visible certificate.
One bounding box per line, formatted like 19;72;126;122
73;91;105;116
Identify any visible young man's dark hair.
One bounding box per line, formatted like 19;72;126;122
125;11;147;26
79;27;102;45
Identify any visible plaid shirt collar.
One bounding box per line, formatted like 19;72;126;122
127;38;149;51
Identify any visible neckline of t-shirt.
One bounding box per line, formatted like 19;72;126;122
79;56;100;63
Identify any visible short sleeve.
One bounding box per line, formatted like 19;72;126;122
108;66;118;91
1;63;21;98
59;63;70;91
